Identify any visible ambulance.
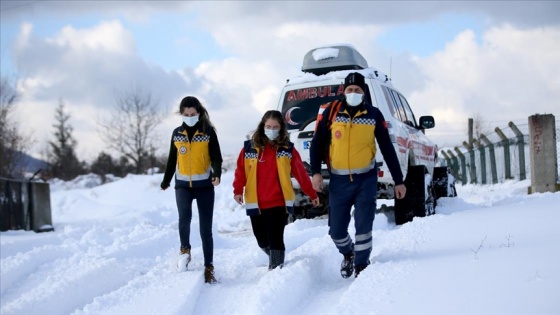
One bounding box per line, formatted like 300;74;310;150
277;44;455;224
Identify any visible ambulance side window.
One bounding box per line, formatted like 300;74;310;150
397;94;418;128
384;87;416;128
381;86;400;120
389;90;410;126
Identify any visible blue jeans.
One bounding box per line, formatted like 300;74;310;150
175;186;215;266
328;169;377;266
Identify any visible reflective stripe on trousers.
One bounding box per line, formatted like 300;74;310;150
328;169;377;266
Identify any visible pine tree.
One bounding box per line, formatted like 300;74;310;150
90;151;115;183
48;100;84;180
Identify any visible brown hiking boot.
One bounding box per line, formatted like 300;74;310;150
180;247;191;255
204;264;217;284
177;247;191;272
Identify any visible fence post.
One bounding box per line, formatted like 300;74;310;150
440;150;452;168
480;134;498;184
463;141;477;184
509;121;527;180
528;114;559;193
495;127;512;180
446;150;460;179
453;147;467;185
473;139;487;184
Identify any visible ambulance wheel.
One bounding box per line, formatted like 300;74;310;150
433;166;457;198
394;165;436;225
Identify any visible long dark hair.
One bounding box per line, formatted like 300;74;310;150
251;110;289;147
179;96;215;132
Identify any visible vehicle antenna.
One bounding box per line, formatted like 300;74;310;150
389;57;392;81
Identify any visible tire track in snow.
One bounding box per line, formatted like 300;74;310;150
191;223;336;315
328;216;435;314
1;208;179;315
1;245;73;296
0;253;130;315
73;251;206;315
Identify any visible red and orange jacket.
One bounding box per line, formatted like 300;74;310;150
233;140;318;215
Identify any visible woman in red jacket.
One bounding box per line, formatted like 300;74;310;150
233;110;319;270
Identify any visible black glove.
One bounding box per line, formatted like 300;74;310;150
161;182;170;190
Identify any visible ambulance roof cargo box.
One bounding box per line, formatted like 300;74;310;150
301;45;369;75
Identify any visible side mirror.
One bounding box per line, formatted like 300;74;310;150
419;116;435;129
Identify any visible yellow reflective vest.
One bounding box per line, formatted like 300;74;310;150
242;140;296;215
329;107;377;176
173;128;212;187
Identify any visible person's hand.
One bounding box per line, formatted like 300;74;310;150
212;177;220;186
311;198;320;207
312;174;323;192
234;195;244;205
395;184;406;199
160;182;170;191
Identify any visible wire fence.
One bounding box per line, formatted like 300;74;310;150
439;119;559;185
557;121;560;181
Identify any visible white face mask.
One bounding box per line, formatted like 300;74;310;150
345;93;364;107
264;128;280;140
183;115;199;127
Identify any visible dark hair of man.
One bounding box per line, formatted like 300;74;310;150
251;110;289;148
179;96;215;132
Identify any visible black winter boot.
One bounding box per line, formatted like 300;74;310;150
340;251;354;279
269;249;285;270
355;264;367;278
261;247;271;256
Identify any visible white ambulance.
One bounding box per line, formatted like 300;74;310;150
277;44;454;225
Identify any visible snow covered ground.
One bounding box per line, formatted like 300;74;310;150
1;172;559;315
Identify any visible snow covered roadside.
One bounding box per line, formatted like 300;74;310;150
1;174;559;315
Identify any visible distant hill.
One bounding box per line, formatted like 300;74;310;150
14;151;50;176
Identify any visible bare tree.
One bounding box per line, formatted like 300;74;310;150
467;112;492;146
0;76;31;179
472;112;491;141
98;88;165;174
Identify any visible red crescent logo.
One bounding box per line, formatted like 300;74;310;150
335;130;342;139
285;107;300;126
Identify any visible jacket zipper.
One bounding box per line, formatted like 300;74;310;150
348;111;354;182
188;132;193;187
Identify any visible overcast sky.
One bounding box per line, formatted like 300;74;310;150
1;1;559;162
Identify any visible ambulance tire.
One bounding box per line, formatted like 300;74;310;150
394;165;436;225
433;166;457;198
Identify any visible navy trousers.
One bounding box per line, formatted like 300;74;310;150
175;186;215;266
328;169;377;267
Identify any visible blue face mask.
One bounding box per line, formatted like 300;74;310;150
183;115;199;127
345;93;364;106
264;128;280;140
